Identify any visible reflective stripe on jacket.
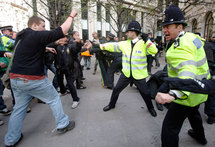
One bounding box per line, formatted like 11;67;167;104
100;39;157;79
166;32;210;107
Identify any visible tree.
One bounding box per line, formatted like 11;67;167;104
88;0;158;39
23;0;72;29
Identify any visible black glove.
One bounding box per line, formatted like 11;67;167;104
141;33;148;42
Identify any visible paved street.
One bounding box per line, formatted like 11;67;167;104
0;55;215;147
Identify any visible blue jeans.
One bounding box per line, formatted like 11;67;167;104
83;56;91;68
45;64;59;89
4;77;69;146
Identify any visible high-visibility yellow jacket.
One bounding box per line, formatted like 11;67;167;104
100;39;157;79
166;32;210;107
1;35;15;52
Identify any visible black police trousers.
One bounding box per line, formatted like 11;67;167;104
108;73;154;110
161;102;205;147
106;58;122;88
57;69;79;102
205;94;215;116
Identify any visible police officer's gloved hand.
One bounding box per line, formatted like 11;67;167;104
141;33;148;42
90;41;100;54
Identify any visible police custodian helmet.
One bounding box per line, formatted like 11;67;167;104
162;5;187;26
126;20;141;33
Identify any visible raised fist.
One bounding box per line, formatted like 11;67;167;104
70;10;77;18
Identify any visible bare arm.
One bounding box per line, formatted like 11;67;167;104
60;10;77;35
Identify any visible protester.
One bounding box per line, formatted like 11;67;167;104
4;10;78;146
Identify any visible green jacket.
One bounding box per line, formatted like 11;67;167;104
0;37;9;72
166;32;210;107
100;39;157;79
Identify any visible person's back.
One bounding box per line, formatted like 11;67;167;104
11;27;64;76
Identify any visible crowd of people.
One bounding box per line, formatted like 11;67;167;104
0;4;215;147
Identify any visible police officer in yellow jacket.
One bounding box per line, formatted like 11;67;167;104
155;5;210;146
99;20;158;117
0;25;15;52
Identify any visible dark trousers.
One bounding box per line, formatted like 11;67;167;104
161;102;205;147
205;94;215;116
147;55;154;73
98;58;109;87
109;73;154;110
0;72;6;110
106;59;122;88
57;69;79;102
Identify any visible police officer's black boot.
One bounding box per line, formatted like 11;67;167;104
103;105;115;112
149;108;157;117
207;115;215;124
188;129;207;145
156;102;163;111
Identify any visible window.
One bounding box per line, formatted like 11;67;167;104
204;12;214;41
191;19;197;33
81;0;88;20
97;3;101;22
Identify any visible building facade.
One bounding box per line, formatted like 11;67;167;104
72;0;159;41
0;0;159;41
0;0;50;32
179;0;215;40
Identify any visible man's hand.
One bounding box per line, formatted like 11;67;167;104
4;52;12;58
74;37;81;43
0;62;7;68
83;40;92;49
155;92;175;104
46;47;57;54
70;10;77;18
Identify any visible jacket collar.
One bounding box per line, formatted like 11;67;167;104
132;37;139;44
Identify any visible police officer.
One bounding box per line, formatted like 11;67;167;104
94;20;158;117
155;5;210;146
0;25;15;52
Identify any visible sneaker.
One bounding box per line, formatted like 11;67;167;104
57;121;75;134
0;108;12;116
0;119;4;126
77;86;86;89
5;133;23;147
188;129;207;145
27;107;31;113
71;101;80;109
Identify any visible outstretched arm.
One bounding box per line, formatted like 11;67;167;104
164;77;215;95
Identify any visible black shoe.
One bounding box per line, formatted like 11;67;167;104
188;129;207;145
149;108;157;117
156;102;163;111
107;87;113;90
57;121;75;134
81;77;85;80
103;105;115;112
77;86;86;89
0;108;12;116
207;116;215;124
5;133;23;147
86;67;90;70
